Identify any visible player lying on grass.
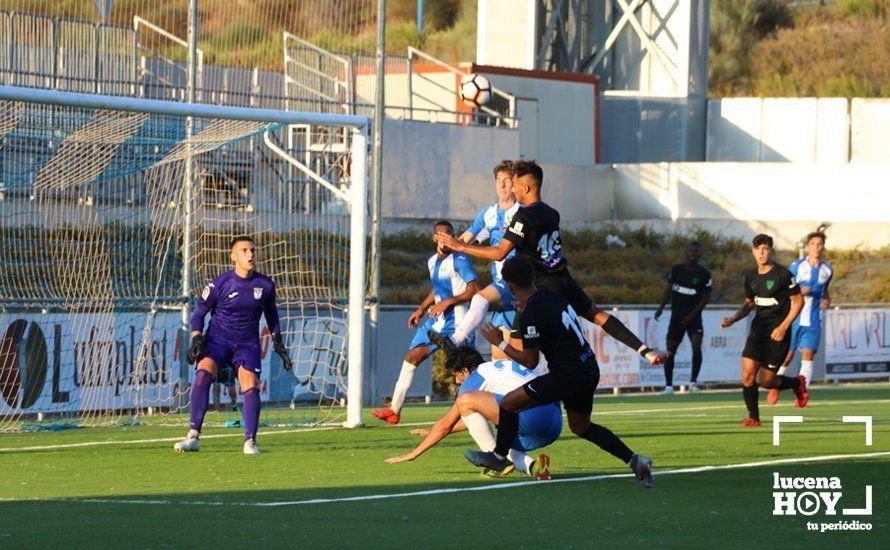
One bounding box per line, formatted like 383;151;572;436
452;160;521;359
721;234;808;428
372;221;479;425
768;231;832;406
432;159;662;368
654;241;712;394
461;256;655;488
174;236;292;455
385;346;559;480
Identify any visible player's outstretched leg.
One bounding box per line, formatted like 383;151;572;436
174;360;216;452
567;410;653;488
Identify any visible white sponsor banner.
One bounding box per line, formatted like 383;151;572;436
576;309;746;389
582;310;642;388
0;312;183;415
825;309;890;379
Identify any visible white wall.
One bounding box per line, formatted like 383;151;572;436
706;98;849;163
477;70;598;165
381;119;520;219
851;99;890;163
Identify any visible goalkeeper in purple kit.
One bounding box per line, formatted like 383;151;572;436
174;236;292;455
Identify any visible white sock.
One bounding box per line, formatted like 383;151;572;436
799;360;814;385
452;294;489;344
776;366;788;376
508;449;535;474
187;429;199;439
462;413;496;451
389;361;416;414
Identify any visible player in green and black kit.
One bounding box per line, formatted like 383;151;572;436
721;234;808;427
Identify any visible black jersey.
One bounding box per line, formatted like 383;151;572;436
668;264;712;315
503;201;567;275
511;288;597;380
744;264;800;329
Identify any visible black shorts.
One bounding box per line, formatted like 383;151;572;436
215;364;236;386
666;314;704;342
522;369;600;416
742;324;791;369
535;267;594;316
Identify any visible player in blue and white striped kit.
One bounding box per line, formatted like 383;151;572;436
385;347;559;480
173;236;292;455
446;160;521;358
769;231;833;406
372;221;479;425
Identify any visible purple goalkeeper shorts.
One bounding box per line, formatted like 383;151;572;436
202;334;262;376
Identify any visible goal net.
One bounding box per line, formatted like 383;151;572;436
0;88;368;432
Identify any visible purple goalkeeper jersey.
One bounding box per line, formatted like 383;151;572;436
190;269;281;342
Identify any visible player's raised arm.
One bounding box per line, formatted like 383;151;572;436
385;403;462;463
435;232;515;262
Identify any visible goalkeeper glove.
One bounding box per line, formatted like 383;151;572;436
272;333;293;371
187;334;204;365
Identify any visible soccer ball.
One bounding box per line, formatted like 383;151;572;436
459;73;492;108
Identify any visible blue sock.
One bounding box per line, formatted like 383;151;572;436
188;369;212;433
242;388;261;441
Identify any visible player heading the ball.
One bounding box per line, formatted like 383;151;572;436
174;236;292;454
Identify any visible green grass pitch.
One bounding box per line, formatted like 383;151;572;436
1;385;887;548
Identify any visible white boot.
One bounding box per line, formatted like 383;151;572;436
174;432;200;453
243;439;261;455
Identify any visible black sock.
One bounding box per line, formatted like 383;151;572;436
580;423;634;463
778;376;801;390
663;353;674;386
742;385;760;421
494;406;519;457
691;347;702;383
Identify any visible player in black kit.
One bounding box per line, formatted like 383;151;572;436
464;256;654;487
721;234;808;427
654;242;711;394
433;159;662;367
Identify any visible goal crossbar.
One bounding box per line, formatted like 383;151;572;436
0;85;370;428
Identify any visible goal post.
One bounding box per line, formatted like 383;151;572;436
0;85;370;430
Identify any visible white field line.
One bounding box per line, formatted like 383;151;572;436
8;451;889;508
2;398;886;453
0;422;434;453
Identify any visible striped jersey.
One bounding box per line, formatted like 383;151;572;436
790;258;833;327
427;252;478;335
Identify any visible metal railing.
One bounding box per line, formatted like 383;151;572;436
407;46;516;128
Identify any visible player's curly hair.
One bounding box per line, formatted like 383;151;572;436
444;346;485;374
